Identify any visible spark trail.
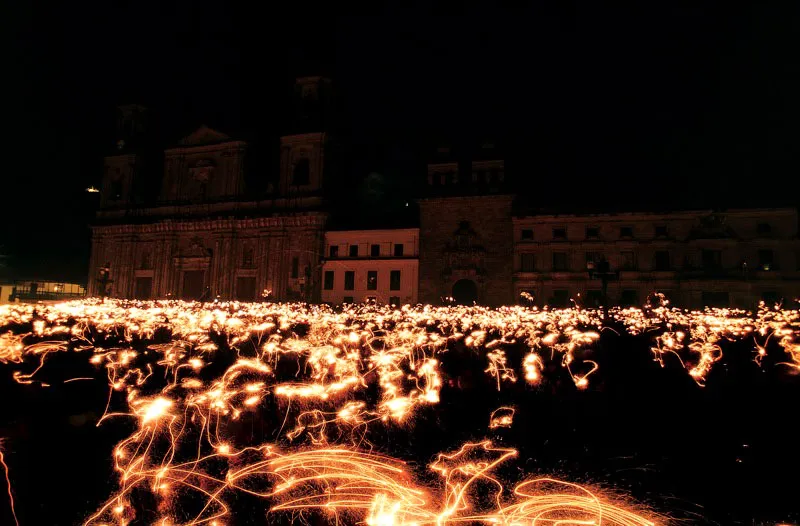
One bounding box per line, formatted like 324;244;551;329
0;298;798;524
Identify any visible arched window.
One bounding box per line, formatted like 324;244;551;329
292;158;310;186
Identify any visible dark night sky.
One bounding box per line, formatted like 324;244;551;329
5;4;800;282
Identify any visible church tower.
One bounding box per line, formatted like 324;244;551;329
100;104;148;208
278;77;332;196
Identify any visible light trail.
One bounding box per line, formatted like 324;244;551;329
0;298;798;524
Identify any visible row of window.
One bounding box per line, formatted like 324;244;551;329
518;249;778;272
323;270;402;291
328;243;406;258
519;223;773;241
338;296;403;305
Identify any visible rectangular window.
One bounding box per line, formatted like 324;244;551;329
620;289;638;307
367;271;378;290
323;270;334;290
702;249;722;270
553;252;569;271
329;245;339;258
620;226;633;238
654;251;670;270
552;228;567;240
586;290;603;307
242;247;254;268
390;270;401;290
235;277;256;301
761;290;779;305
621;251;636;270
757;223;771;235
394;243;404;257
349;245;359;257
140;250;153;270
344;271;355;291
371;244;380;257
551;289;570;307
389;296;401;306
291;257;299;278
758;249;774;270
343;296;354;304
520;253;535;272
585;251;601;264
655;225;668;237
134;276;152;300
585;227;599;239
521;229;534;240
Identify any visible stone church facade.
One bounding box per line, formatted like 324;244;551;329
89;79;331;302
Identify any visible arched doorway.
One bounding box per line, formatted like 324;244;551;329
452;279;478;305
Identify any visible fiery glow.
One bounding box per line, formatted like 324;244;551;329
1;298;799;524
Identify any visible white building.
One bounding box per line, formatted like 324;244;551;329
321;228;419;305
513;208;800;309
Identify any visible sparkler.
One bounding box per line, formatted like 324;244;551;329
0;440;18;526
0;298;798;524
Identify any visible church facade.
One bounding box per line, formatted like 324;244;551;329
88;80;800;308
89;79;331;302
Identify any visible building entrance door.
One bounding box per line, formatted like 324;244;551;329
182;270;205;300
452;279;478;305
134;277;152;300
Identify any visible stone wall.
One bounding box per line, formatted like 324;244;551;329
88;214;326;302
418;195;514;306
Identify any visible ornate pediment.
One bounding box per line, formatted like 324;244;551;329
178;237;211;258
443;221;486;275
178;125;232;146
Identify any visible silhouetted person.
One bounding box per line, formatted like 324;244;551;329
97;262;112;299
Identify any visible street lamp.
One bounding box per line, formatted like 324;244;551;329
586;259;617;318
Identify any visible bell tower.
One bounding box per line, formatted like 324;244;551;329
279;77;331;196
100;104;148;208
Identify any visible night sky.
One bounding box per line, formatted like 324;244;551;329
6;4;800;282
